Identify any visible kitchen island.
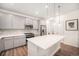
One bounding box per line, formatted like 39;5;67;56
27;34;64;56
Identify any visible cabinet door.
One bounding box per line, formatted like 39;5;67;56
25;18;33;25
14;36;26;47
4;37;13;50
3;35;26;50
33;20;38;29
0;39;2;51
0;39;4;51
0;13;12;29
40;20;46;25
12;15;25;29
14;37;20;47
0;12;25;29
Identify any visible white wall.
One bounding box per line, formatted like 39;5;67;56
46;19;54;34
46;10;79;48
53;16;64;35
54;10;79;47
63;10;79;48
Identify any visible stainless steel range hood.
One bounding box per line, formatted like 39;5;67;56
25;25;33;29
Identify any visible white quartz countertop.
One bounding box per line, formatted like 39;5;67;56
0;33;25;39
27;34;64;50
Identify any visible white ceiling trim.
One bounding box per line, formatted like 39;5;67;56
0;8;42;20
0;8;26;17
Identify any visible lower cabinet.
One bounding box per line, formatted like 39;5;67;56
3;35;26;50
13;36;26;48
0;38;4;51
4;37;14;50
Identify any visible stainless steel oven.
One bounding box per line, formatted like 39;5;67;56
24;33;34;44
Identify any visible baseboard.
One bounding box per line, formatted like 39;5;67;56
62;42;79;48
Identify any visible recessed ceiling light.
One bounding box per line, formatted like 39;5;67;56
45;5;48;8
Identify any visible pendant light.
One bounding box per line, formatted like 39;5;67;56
45;3;49;35
58;5;61;24
45;4;49;18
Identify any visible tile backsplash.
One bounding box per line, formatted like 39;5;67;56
0;29;25;35
0;29;40;36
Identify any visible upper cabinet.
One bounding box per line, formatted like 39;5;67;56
40;20;46;25
33;20;39;30
25;18;33;25
0;13;12;29
25;18;39;30
0;12;26;29
12;15;25;29
0;12;39;30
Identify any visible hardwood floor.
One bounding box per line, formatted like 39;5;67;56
0;46;28;56
55;43;79;56
0;43;79;56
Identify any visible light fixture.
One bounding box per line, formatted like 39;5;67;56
44;3;49;18
58;5;61;24
45;5;49;8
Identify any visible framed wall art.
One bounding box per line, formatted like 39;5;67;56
65;19;78;31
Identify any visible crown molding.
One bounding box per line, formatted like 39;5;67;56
0;8;42;20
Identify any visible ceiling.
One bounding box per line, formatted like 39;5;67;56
0;3;79;19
